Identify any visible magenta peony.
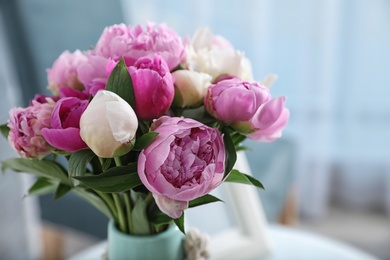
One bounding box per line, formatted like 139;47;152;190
137;116;225;218
127;54;175;120
41;97;89;152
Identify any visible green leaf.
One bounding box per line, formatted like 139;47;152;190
73;163;141;193
133;132;159;151
0;124;10;139
151;212;173;230
138;120;151;136
54;183;72;200
189;194;223;208
222;128;237;177
231;132;246;146
174;213;185;234
2;158;70;184
132;196;151;235
225;169;265;189
235;146;251;152
105;58;135;108
68;149;96;181
72;187;112;218
28;177;56;196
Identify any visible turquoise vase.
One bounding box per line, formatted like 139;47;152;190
107;220;185;260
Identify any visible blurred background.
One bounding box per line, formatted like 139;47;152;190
0;0;389;259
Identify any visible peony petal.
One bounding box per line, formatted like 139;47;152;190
251;96;287;130
41;127;87;152
152;193;188;219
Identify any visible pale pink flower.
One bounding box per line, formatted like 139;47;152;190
8;100;55;159
138;117;225;218
47;50;87;96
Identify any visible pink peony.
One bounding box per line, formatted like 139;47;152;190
127;54;175;120
94;23;133;62
137;116;225;218
41;97;89;152
77;53;110;96
127;23;185;70
8;100;56;159
95;22;184;70
204;78;289;142
47;50;88;96
246;96;290;142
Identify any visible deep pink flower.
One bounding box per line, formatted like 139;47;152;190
127;54;174;120
47;50;87;96
204;78;289;142
8;100;55;159
137;116;225;218
30;94;59;105
41;97;88;152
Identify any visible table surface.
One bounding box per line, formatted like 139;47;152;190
69;225;378;260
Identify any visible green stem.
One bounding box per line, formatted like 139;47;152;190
124;192;134;233
96;191;118;221
113;193;127;233
98;157;104;166
114;157;122;166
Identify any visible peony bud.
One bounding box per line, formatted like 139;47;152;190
128;54;175;120
204;78;289;141
41;97;89;152
80;90;138;158
204;78;271;126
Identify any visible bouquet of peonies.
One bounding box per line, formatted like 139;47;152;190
0;22;289;235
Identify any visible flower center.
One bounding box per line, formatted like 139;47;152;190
160;128;215;188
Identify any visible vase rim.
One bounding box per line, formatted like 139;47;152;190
108;219;180;240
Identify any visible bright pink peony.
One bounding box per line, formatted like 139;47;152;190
41;97;89;152
8;100;56;159
47;50;88;96
204;78;289;142
127;54;175;120
137;116;225;218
